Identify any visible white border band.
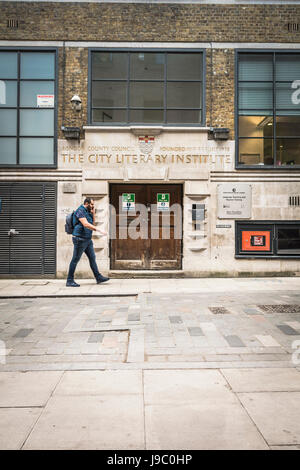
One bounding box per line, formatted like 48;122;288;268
1;41;300;49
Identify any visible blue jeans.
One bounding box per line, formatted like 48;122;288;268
67;236;101;282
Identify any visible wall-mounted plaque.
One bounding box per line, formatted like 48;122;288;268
217;184;251;219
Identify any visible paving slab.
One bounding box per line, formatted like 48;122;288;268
0;371;63;407
145;403;268;450
238;392;300;446
0;408;42;450
222;368;300;392
23;394;144;450
144;369;268;450
255;335;281;347
143;369;228;404
270;445;300;450
53;370;142;396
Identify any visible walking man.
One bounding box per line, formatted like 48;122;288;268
66;197;109;287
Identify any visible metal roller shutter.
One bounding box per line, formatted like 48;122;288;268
43;183;57;275
0;182;57;276
0;185;11;275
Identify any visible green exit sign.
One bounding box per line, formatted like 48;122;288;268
122;193;135;203
157;193;169;203
157;193;170;211
122;193;135;211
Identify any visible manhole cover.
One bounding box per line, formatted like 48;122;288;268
258;304;300;313
209;307;231;314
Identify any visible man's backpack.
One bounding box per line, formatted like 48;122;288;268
65;211;76;234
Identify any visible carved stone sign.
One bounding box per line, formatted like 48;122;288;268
217;184;252;219
58;131;234;172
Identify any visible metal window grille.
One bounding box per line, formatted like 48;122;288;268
288;23;299;32
289;196;300;206
7;19;19;28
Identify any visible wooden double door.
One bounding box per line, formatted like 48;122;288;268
110;184;182;270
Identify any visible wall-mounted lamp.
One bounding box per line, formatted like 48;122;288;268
209;127;230;141
71;94;82;112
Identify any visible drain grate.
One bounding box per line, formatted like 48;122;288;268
258;304;300;313
209;306;231;314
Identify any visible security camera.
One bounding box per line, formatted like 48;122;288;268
71;95;82;111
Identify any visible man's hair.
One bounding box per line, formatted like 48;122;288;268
84;197;93;205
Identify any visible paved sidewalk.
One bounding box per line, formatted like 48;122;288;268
0;277;300;449
1;276;300;297
1;368;300;450
1;288;300;370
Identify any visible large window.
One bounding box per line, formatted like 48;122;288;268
90;50;204;125
236;221;300;258
0;50;56;167
237;52;300;168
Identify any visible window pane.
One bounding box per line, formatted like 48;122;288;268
92;52;127;79
167;109;202;123
21;52;55;79
238;54;273;81
19;138;54;164
239;116;273;137
92;81;127;107
0;110;17;135
20;81;54;107
239;82;273;111
276;116;300;137
0;138;16;164
131;53;164;80
92;109;127;123
167;82;201;108
168;53;202;80
0;52;17;79
130;82;164;107
130;109;163;123
277;227;300;254
0;80;17;107
276;138;300;166
20;110;54;136
276;82;300;114
276;54;300;81
239;138;274;165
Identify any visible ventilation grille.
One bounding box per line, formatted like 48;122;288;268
288;23;299;32
289;196;300;206
7;19;19;29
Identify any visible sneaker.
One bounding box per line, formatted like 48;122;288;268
96;276;110;284
66;281;80;287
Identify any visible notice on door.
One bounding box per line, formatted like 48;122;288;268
122;193;135;211
157;193;170;211
217;184;251;219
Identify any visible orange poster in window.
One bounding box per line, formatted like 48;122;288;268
241;231;271;251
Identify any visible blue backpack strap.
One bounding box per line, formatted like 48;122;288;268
72;210;79;227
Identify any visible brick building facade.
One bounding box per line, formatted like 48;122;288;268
1;0;300;278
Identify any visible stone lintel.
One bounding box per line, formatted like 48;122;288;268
82;181;108;195
169;169;209;181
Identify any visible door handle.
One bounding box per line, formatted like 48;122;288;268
8;228;20;236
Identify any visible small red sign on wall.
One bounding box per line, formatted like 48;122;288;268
251;235;265;246
242;231;271;251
